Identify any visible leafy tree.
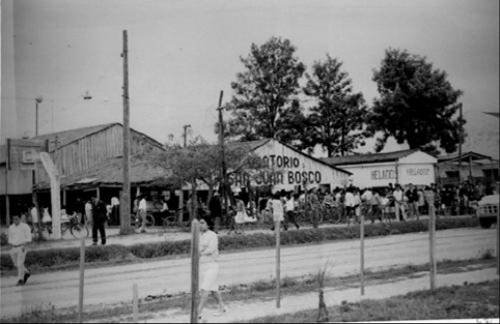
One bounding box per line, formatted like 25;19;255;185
156;136;266;223
226;36;306;142
367;48;465;153
303;55;368;157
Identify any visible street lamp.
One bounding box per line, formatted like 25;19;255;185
35;96;43;136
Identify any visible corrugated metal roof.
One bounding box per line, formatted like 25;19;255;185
438;151;494;163
321;149;419;166
30;122;164;150
32;123;116;148
35;154;171;189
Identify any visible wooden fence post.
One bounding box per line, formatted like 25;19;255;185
275;219;281;308
360;208;365;295
132;283;138;322
426;190;437;291
190;219;200;323
78;237;85;323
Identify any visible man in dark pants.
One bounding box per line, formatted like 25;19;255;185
208;192;222;232
91;196;107;245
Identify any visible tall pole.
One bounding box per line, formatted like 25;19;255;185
35;97;42;136
190;219;200;323
216;91;228;224
120;30;133;234
458;103;463;184
5;139;11;225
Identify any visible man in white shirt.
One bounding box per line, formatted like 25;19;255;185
393;184;407;222
8;215;32;285
138;195;148;233
344;188;356;225
198;219;226;320
110;196;120;226
85;200;93;226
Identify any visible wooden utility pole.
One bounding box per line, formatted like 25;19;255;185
216;91;228;224
120;30;133;234
5;139;10;225
190;219;200;323
458;103;463;184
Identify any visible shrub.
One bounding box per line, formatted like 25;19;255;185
0;216;479;272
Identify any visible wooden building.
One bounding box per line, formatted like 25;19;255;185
1;123;168;223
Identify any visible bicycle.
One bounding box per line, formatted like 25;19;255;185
131;211;155;229
30;213;89;240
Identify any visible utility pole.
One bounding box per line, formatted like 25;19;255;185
216;91;228;225
35;97;43;136
183;124;191;148
457;103;463;184
120;30;133;234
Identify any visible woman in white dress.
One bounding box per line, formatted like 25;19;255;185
270;192;285;231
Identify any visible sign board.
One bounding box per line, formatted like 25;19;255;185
7;138;47;171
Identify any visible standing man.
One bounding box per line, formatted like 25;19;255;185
91;196;107;245
198;218;226;321
393;184;407;222
8;215;32;285
138;195;148;233
208;192;222;233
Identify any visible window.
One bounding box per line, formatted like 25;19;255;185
483;169;499;181
445;171;459;178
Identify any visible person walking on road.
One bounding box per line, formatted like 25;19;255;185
8;215;32;285
198;218;226;321
91;197;107;245
208;192;221;233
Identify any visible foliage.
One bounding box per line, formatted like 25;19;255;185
0;216;478;273
225;36;306;143
304;55;369;157
367;48;465;153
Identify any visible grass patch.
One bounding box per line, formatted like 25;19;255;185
1;216;479;274
2;257;495;323
249;280;499;323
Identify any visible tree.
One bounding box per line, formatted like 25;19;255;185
156;136;266;223
367;48;465;153
226;36;306;142
304;55;368;157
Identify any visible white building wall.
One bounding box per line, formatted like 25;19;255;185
338;151;437;188
229;139;350;192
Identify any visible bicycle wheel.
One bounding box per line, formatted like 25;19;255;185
146;214;155;227
70;224;89;239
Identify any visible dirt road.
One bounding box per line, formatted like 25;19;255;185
0;227;496;318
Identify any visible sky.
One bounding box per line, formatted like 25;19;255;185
1;0;499;157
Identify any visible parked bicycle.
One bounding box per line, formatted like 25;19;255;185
30;213;89;240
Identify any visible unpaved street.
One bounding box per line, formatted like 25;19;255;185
0;227;496;318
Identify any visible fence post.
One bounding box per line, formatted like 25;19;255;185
190;219;200;323
429;204;436;290
275;219;281;308
360;208;365;295
132;283;138;322
78;237;85;323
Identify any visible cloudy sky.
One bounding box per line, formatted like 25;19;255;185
2;0;499;157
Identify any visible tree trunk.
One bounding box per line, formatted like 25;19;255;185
340;126;345;157
207;183;214;203
190;179;198;221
